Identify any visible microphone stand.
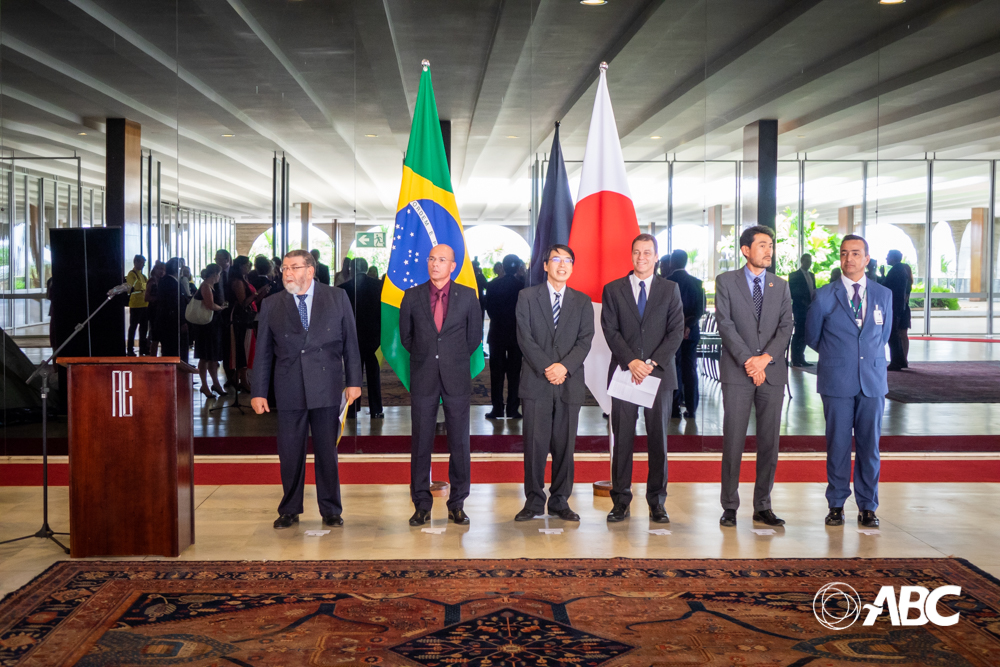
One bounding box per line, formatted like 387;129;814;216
1;287;124;554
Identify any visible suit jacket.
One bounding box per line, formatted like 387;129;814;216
516;283;595;405
805;279;893;398
881;263;910;326
399;280;483;397
714;269;793;387
485;274;524;346
341;274;382;354
601;273;685;392
788;268;816;313
667;269;706;342
252;281;362;411
316;262;331;286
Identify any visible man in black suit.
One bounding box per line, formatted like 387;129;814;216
155;257;190;364
311;249;331;285
667;249;705;419
251;249;362;529
788;253;816;367
484;254;525;419
514;244;594;522
881;249;911;370
399;244;483;527
602;234;685;523
341;256;383;418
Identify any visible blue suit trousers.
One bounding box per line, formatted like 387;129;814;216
821;392;883;511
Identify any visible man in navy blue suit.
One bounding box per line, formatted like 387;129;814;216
805;235;892;528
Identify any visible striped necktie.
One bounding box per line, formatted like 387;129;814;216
553;291;561;328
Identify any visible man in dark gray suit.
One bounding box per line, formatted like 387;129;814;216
251;249;362;529
715;225;793;528
399;244;483;527
601;233;685;523
514;244;594;522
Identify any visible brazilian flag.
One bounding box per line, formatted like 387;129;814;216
380;62;485;390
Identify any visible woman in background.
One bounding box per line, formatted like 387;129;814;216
194;263;227;399
229;255;270;393
144;260;166;357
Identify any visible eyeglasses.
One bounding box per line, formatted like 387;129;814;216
279;265;308;274
547;257;574;265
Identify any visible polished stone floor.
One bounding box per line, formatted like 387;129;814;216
2;482;998;598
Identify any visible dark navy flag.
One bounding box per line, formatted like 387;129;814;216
530;122;575;286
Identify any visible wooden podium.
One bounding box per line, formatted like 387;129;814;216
59;357;196;558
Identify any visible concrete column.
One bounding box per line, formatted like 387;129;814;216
235;223;272;257
105;118;142;260
300;203;312;250
838;206;855;235
970;209;987;294
742;120;778;230
898;223;928;281
707;204;723;276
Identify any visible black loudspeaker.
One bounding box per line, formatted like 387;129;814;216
50;228;126;359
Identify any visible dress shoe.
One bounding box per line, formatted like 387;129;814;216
507;409;523;419
273;514;299;529
858;510;880;528
371;412;384;419
199;386;215;399
485;410;504;419
607;504;630;522
211;384;226;395
649;504;670;524
683;411;695;419
408;509;431;526
794;361;813;368
720;509;737;527
448;508;470;525
551;507;580;522
753;509;786;526
515;508;540;522
887;364;904;371
322;514;343;527
825;507;845;526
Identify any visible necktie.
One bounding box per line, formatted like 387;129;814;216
637;280;647;318
852;283;862;323
433;292;444;332
553;292;561;328
297;294;309;331
753;276;762;320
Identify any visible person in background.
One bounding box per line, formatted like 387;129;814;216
341;257;383;419
830;266;842;283
865;258;879;284
658;256;673;278
312;249;331;285
230;255;271;392
899;262;913;361
334;255;352;286
881;249;911;371
788;253;816;367
484;254;525;419
806;235;892;529
144;260;166;357
667;249;706;419
367;265;380;280
249;255;273;290
473;257;489;336
194;263;227;398
214;249;235;386
493;261;505;279
126;254;148;356
155;258;191;364
178;260;194;298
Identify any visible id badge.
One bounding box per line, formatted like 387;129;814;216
874;307;884;326
855;318;863;328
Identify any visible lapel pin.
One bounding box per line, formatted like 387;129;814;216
768;282;773;287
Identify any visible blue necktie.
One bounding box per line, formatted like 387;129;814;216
553;292;561;328
637;280;647;318
297;294;309;331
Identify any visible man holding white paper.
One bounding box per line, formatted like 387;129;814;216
601;234;685;523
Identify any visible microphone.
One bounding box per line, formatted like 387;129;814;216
107;283;131;297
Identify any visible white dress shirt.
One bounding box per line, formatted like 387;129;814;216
841;273;867;323
629;273;654;304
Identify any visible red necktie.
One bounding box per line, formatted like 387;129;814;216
434;293;444;332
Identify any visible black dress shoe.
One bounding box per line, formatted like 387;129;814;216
858;510;880;528
371;412;384;419
753;509;786;526
211;384;226;395
825;507;844;526
720;509;737;527
886;364;904;371
485;410;504;419
507;410;523;419
649;504;671;524
322;514;343;527
448;509;470;525
607;504;630;522
551;507;580;522
409;509;431;526
273;514;299;529
515;508;539;522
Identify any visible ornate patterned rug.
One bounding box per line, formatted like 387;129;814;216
1;558;998;666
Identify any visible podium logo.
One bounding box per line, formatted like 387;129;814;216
112;370;133;417
813;582;962;630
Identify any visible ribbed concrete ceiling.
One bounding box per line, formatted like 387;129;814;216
1;0;999;226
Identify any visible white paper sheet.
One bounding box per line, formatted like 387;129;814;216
304;530;330;536
648;529;672;535
421;527;447;534
751;528;777;535
539;528;564;535
607;366;661;409
857;529;881;536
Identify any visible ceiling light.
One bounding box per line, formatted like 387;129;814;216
221;133;235;137
77;132;87;136
506;135;520;139
650;136;661;139
580;0;607;5
879;0;904;4
797;134;806;138
365;134;378;137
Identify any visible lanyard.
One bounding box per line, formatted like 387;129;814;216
850;287;866;323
